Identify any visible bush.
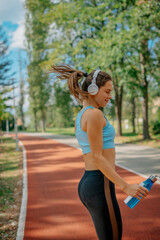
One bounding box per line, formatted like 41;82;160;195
151;120;160;135
18;125;27;131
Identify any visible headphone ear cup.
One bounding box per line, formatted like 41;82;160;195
87;84;99;95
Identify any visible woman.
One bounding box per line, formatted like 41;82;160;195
50;65;149;240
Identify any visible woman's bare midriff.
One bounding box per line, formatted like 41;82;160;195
83;148;115;171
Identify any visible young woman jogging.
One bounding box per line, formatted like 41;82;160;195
50;65;149;240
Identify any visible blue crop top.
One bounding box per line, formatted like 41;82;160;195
75;106;116;154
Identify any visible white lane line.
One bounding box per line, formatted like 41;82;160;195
16;140;28;240
62;144;160;185
116;163;160;185
57;143;158;185
71;145;160;185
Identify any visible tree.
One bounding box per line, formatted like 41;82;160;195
33;0;159;138
25;0;52;132
126;1;160;139
53;82;73;127
18;49;25;130
45;0;138;135
0;26;13;131
85;0;160;138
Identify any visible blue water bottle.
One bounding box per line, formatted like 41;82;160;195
124;175;159;209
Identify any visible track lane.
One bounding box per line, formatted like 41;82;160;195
17;135;160;240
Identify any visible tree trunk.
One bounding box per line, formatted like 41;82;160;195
114;83;123;136
142;85;150;139
140;50;151;140
20;99;25;130
136;98;140;133
41;110;45;132
33;109;38;132
131;97;136;134
0;121;2;143
19;49;25;130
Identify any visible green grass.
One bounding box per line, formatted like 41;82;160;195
46;127;75;135
0;137;22;210
18;125;160;149
115;133;160;149
20;126;76;136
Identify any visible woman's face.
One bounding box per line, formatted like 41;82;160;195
94;81;113;107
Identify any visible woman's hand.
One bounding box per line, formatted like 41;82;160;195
123;184;149;200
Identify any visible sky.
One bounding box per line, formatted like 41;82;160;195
0;0;29;113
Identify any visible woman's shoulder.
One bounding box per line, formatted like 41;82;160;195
87;108;104;126
88;108;103;116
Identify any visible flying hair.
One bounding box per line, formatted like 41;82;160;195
49;64;112;102
49;64;88;101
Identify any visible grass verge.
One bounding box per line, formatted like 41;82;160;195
0;136;23;240
22;127;160;149
115;133;160;149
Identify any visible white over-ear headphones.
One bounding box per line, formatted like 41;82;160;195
87;70;101;95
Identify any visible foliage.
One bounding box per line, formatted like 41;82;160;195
0;26;12;85
53;82;73;127
24;0;160;136
0;26;13;127
25;0;52;131
151;120;160;135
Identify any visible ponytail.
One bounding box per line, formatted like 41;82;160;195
49;65;88;101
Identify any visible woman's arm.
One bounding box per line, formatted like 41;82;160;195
87;109;148;199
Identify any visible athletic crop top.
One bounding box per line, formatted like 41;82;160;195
75;106;116;154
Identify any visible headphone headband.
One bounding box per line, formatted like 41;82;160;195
87;69;101;95
92;70;101;84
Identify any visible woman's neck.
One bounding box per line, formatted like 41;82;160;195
83;99;99;109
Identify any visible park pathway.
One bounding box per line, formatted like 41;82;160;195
18;134;160;240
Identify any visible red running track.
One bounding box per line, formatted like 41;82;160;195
18;135;160;240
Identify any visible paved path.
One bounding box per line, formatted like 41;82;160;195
16;134;160;240
21;132;160;183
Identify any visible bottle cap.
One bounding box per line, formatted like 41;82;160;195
149;175;158;183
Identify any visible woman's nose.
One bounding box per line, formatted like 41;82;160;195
109;93;112;99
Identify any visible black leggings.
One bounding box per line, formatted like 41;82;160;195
78;170;122;240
